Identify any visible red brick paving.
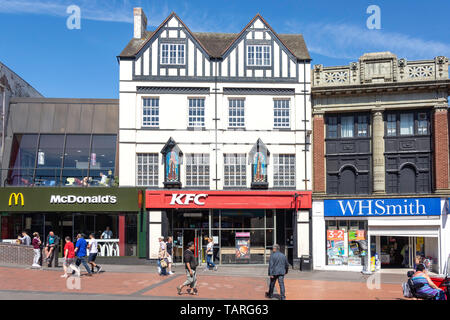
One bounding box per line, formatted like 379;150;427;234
0;267;404;300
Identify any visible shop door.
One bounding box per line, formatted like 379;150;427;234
174;229;206;265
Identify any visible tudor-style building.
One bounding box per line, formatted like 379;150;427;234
311;52;450;273
118;8;312;266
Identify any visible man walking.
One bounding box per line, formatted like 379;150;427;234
87;233;102;273
62;236;79;278
73;234;92;277
177;241;198;295
266;244;289;300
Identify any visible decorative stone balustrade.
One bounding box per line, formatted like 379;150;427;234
313;52;449;87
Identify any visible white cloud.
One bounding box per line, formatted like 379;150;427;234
0;0;171;24
287;21;450;61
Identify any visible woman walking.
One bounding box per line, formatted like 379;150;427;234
205;237;218;271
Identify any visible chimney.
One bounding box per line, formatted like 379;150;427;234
134;7;147;39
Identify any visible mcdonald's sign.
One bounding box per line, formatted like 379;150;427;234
8;193;24;207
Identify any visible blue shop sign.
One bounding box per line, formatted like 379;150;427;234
324;198;441;217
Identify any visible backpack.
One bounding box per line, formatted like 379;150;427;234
402;281;413;298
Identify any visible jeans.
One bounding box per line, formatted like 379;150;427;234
182;270;197;288
268;275;285;299
33;249;40;265
75;256;92;274
206;254;215;269
157;259;167;275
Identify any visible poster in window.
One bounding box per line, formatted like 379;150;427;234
235;232;250;260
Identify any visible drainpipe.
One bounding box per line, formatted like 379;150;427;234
0;83;5;162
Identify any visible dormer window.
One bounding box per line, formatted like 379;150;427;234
161;43;185;65
247;45;271;66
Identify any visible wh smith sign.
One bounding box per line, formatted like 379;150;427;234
324;198;441;217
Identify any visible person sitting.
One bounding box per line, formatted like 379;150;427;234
411;263;446;300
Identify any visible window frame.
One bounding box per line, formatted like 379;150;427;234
273;99;291;129
247;45;271;67
223;153;247;188
384;110;431;137
160;43;185;65
136;153;159;187
142;97;160;128
185;153;210;188
325;113;371;139
228;98;245;128
273;154;296;188
188;97;206;128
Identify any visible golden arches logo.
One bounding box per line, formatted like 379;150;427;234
8;193;24;207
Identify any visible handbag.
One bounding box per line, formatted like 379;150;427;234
160;259;168;268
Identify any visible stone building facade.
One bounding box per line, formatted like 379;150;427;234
311;52;450;273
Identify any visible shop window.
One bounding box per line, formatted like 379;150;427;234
7;134;38;186
34;135;64;186
89;135;116;186
326;220;368;266
61;135;91;185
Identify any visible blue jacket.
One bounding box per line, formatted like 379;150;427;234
268;251;289;276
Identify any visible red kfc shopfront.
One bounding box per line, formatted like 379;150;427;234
146;190;312;266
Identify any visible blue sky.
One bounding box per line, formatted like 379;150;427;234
0;0;449;98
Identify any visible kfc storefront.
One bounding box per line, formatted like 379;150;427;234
146;190;312;266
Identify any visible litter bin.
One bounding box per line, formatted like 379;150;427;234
300;255;312;271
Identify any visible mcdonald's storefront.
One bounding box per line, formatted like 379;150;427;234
0;187;146;257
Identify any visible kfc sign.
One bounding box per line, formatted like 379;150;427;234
170;194;208;206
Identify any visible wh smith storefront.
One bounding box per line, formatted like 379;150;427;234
312;197;450;274
146;190;312;266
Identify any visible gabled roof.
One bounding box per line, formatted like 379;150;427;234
118;13;310;61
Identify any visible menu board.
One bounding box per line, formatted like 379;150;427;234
235;232;250;260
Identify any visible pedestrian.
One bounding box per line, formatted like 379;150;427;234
87;233;102;274
177;241;198;295
158;236;168;276
101;226;112;239
205;237;218;271
31;232;41;268
73;234;92;277
44;231;60;265
166;236;175;275
265;244;289;300
18;231;31;245
62;236;79;278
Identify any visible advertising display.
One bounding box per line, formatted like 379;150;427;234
235;232;250;262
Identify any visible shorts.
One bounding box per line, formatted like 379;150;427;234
64;258;75;266
88;253;98;262
167;255;173;263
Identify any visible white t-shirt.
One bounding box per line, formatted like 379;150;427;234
207;242;214;255
89;239;98;254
